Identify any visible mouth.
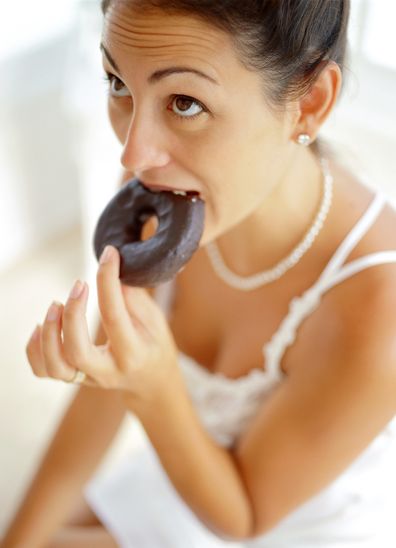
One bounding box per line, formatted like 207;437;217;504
139;181;201;200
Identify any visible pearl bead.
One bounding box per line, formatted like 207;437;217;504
205;157;334;291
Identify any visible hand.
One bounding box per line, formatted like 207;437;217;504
25;245;180;405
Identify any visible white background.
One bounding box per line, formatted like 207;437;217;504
0;0;395;538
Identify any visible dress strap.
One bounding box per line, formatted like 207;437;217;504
317;191;387;285
264;190;394;378
318;250;396;292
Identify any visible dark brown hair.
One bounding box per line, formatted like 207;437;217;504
101;0;350;110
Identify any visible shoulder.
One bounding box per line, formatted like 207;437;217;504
320;159;396;343
305;273;396;445
334;266;396;371
326;180;396;344
300;250;396;397
288;169;396;379
235;267;396;536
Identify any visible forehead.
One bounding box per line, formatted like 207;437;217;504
102;3;242;82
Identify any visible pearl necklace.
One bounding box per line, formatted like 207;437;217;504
205;156;333;291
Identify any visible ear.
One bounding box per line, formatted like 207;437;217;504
292;61;343;143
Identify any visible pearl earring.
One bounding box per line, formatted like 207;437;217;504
297;133;311;146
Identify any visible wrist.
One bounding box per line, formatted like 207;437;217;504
123;365;186;419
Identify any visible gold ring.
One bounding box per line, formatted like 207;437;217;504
65;369;87;384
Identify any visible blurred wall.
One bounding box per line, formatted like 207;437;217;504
0;32;81;272
321;54;396;203
0;1;120;281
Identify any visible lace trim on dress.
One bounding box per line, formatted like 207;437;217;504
153;190;395;447
179;353;281;447
265;190;388;377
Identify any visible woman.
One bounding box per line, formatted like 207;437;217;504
3;1;396;546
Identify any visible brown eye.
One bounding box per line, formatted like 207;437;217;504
175;97;194;111
112;78;125;92
170;95;204;120
105;73;131;98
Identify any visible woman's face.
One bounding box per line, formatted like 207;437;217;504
101;3;298;245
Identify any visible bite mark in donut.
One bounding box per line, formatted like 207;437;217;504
93;178;205;287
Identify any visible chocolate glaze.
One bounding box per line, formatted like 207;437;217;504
93;178;205;287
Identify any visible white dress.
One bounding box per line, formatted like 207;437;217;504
84;188;396;547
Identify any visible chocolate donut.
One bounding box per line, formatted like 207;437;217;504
93;178;205;287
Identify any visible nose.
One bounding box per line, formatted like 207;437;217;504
120;113;170;174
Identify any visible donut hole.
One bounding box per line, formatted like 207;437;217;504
140;212;159;241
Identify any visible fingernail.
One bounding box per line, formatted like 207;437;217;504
46;302;61;322
69;280;85;300
100;245;114;265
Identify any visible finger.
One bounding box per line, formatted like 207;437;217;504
64;369;98;388
41;301;76;380
121;285;166;338
78;376;98;388
62;281;96;377
97;246;140;357
26;324;47;378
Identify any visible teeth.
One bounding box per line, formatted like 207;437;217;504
172;190;188;196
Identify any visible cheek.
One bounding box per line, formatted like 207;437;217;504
195;123;281;221
192;129;260;190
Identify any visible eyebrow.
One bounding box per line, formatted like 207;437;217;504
100;43;219;86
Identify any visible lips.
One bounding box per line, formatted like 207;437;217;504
140;180;200;198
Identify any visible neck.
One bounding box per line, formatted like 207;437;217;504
209;148;325;277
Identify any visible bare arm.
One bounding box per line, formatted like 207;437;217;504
2;169;157;547
1;321;128;548
125;278;396;541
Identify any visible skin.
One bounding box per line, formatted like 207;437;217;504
25;2;343;398
19;4;396;548
101;2;342;274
